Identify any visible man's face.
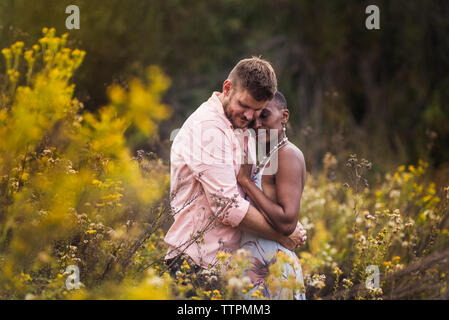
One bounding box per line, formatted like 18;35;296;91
222;81;268;129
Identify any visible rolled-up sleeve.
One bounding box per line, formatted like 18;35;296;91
187;121;249;227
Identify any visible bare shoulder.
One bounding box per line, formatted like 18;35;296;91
279;141;305;168
275;141;306;188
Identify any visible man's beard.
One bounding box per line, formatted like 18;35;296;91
223;97;249;129
223;100;238;128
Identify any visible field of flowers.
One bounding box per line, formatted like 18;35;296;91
1;30;448;300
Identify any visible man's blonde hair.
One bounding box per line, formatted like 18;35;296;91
228;56;277;101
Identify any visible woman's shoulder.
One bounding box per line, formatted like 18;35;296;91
279;141;305;162
272;141;306;184
276;142;306;175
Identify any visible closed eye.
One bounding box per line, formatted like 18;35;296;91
238;101;251;109
260;110;269;119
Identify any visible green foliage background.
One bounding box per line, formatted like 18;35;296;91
1;0;448;174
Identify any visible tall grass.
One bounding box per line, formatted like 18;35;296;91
1;29;447;300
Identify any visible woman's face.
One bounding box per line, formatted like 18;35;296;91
250;99;289;144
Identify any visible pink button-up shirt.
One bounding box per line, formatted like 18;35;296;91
164;92;251;268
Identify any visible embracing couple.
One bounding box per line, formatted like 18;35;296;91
164;57;307;300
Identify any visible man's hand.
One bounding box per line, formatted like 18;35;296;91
279;236;296;251
288;221;307;248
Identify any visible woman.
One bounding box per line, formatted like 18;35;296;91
237;91;307;300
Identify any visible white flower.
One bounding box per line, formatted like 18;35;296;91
25;293;36;300
300;217;314;230
358;235;366;245
389;190;400;199
200;269;211;276
228;277;243;290
370;287;383;296
236;248;250;258
242;276;251;286
395;264;404;271
146;277;164;288
307;274;326;288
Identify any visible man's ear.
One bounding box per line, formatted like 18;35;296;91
281;109;290;125
222;79;233;97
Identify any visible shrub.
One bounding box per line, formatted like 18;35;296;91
0;28;172;299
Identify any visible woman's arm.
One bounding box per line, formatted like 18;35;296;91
238;205;297;251
238;147;306;236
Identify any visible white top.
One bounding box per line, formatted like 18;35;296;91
249;141;287;194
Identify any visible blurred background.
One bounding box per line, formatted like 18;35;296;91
1;0;448;181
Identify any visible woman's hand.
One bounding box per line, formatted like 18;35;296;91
237;163;253;185
237;136;253;185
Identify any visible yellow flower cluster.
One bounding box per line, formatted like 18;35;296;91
0;28;173;300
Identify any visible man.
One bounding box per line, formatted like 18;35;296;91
164;57;305;276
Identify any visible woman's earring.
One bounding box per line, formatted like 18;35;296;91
282;124;287;133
